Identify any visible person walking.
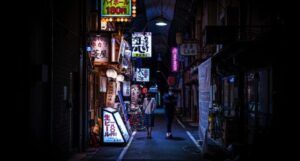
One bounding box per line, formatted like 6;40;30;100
143;93;156;139
163;88;177;139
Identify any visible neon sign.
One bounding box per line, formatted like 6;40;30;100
101;0;132;17
171;47;179;72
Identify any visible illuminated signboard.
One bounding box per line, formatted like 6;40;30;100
171;47;179;72
89;35;110;63
135;68;150;82
101;0;131;17
103;107;130;144
132;32;152;58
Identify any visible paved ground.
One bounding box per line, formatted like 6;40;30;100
82;108;202;161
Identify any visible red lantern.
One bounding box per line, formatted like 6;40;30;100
167;76;176;86
142;87;148;94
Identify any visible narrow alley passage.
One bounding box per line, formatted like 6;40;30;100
85;109;201;161
21;0;291;161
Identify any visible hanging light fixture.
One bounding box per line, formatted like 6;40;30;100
155;0;168;26
155;16;168;26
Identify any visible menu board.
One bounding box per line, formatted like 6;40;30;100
103;110;124;143
103;107;130;144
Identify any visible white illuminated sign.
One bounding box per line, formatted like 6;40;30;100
135;68;150;82
132;32;152;58
103;107;130;143
103;111;124;143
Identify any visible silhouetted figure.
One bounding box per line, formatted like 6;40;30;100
163;88;176;139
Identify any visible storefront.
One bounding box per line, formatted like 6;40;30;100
87;31;133;146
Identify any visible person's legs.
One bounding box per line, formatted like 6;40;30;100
146;127;149;136
149;127;152;137
149;114;154;138
166;114;173;138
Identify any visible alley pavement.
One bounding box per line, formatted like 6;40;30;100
73;108;202;161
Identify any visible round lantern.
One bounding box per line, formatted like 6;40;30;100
116;74;124;82
106;68;117;79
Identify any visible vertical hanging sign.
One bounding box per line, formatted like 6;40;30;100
106;81;116;107
171;47;179;72
132;32;152;58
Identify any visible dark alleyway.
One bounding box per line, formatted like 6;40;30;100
13;0;294;161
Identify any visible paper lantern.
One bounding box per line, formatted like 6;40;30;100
106;69;117;79
116;74;124;82
167;76;176;86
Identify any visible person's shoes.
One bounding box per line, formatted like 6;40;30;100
165;133;173;139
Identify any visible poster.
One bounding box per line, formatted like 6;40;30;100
198;58;211;140
132;32;152;58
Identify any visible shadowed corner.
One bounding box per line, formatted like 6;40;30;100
167;136;185;141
